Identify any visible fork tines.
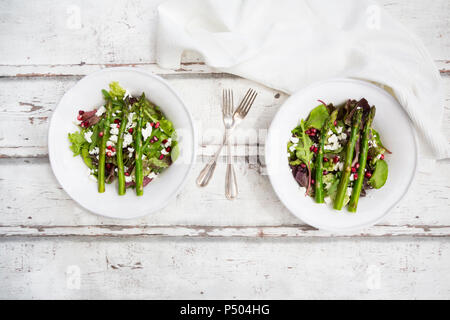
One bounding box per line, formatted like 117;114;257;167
222;89;234;115
235;89;257;117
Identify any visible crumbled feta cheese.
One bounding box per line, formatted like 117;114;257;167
346;187;353;196
110;127;119;135
161;149;169;155
125;175;133;183
148;172;157;180
289;144;297;152
377;154;382;159
123;133;133;148
338;162;344;171
123;89;132;100
327;129;333;135
106;141;114;147
163;138;172;148
84;131;93;143
109;135;118;143
89;147;99;155
328;134;338;144
336;126;343;134
324;197;332;205
349;174;354;181
142;125;152;141
290;136;299;144
339;133;347;140
95;106;106;117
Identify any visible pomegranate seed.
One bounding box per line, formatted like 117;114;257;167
323;170;328;175
159;154;164;160
367;155;372;160
106;163;111;169
107;151;112;157
80;122;85;128
78;110;84;115
354;173;358;180
351;167;356;173
77;115;82;121
333;156;339;164
114;119;120;124
313;146;318;153
128;128;133;133
323;157;329;162
355;163;360;169
300;163;306;168
155;122;160;129
305;129;310;135
99;131;104;137
380;154;385;160
150;122;155;127
107;145;112;150
125;172;130;176
365;172;372;178
111;147;116;152
311;179;315;184
153;136;159;142
162;139;168;144
310;145;315;152
166;146;171;152
334;120;337;126
311;128;317;134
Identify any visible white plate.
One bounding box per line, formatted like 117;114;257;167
48;67;196;219
266;78;417;232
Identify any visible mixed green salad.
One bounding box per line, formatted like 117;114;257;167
287;98;390;212
69;81;179;196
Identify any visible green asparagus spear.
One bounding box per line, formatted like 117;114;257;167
348;107;376;212
315;110;337;203
333;108;362;210
134;97;144;196
116;101;129;195
98;101;113;193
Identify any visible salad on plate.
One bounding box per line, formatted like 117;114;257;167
68;81;179;196
287;98;391;212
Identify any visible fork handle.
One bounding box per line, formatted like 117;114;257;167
225;142;238;200
196;133;228;187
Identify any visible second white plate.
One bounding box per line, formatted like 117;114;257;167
265;78;417;232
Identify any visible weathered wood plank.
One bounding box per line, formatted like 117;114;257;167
0;74;449;158
0;238;449;299
1;224;449;238
0;156;448;236
0;0;448;66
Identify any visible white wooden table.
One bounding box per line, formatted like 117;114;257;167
0;0;449;299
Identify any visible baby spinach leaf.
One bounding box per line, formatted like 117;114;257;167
305;104;329;129
369;159;388;189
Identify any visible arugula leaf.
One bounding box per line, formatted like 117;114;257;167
294;120;313;166
68;131;87;156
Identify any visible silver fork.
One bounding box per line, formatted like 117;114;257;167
196;88;257;187
223;89;237;199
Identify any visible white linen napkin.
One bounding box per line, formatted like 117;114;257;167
156;0;449;159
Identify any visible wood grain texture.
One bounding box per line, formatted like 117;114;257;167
0;238;449;299
0;0;449;300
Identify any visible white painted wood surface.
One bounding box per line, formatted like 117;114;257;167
0;0;449;299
